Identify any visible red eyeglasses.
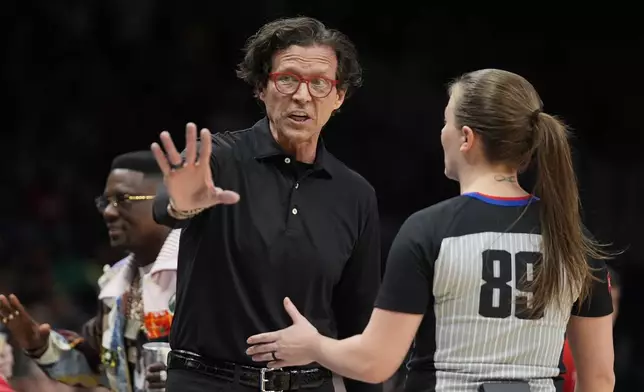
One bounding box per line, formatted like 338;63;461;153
269;72;338;98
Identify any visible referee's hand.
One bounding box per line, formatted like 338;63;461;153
246;297;321;368
151;123;240;212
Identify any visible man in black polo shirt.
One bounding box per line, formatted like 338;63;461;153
149;16;381;392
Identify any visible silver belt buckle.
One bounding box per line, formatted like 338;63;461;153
260;367;283;392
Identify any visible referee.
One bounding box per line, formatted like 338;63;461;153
246;68;615;392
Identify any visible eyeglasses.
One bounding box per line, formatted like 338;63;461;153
95;194;155;212
269;72;338;98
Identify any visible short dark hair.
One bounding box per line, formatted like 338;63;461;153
111;151;162;178
236;16;363;97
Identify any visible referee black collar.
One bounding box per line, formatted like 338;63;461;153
251;117;334;178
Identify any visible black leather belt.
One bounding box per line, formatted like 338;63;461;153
167;350;332;391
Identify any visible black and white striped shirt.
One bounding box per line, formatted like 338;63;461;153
375;193;612;392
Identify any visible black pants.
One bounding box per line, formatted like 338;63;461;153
166;368;337;392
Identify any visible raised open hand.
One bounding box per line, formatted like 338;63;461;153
0;294;51;354
151;123;240;212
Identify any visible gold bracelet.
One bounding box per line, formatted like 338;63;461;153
167;199;205;220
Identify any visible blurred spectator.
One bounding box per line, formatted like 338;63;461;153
0;377;13;392
0;337;13;380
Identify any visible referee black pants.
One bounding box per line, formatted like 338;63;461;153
166;368;337;392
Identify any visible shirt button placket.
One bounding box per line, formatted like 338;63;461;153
292;176;301;216
284;157;298;229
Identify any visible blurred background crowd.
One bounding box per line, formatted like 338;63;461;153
1;1;643;391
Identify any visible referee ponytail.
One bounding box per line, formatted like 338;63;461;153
449;68;609;315
531;113;607;313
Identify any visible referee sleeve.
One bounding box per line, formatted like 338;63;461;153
374;213;434;315
570;258;613;317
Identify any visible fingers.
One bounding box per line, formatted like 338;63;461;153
198;128;212;167
246;342;278;356
247;331;279;345
0;296;18;323
38;323;51;337
145;371;163;382
160;131;183;167
268;360;288;369
148;381;166;389
251;352;278;362
183;123;198;165
212;188;241;205
283;297;303;322
8;294;34;324
0;295;43;345
145;364;167;388
151;142;171;175
151;124;211;177
146;362;166;372
0;295;8;318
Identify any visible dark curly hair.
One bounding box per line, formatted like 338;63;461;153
236;16;363;98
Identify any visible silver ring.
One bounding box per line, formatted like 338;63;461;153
169;161;184;170
159;370;167;382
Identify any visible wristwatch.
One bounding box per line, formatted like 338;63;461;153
167;199;204;220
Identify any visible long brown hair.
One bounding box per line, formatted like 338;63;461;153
450;69;609;314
